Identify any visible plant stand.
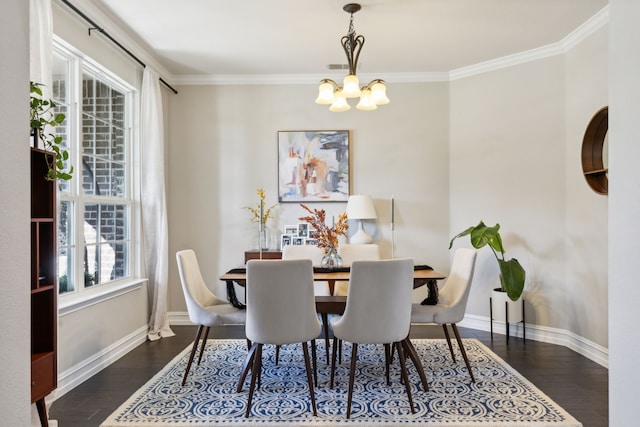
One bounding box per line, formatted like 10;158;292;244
490;289;525;344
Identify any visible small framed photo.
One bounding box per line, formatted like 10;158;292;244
281;234;292;247
308;229;318;239
305;238;318;246
298;223;309;238
284;224;298;235
292;237;305;246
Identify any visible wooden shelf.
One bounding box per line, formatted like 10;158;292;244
30;148;57;427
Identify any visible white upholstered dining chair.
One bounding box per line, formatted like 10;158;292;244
237;259;322;418
410;247;478;382
282;244;328;295
334;243;380;296
176;249;246;386
329;258;418;418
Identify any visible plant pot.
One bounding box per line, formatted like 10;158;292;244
490;287;523;324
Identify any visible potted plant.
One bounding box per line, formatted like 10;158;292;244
449;221;526;302
30;81;73;181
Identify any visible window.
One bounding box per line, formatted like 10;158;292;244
53;41;134;296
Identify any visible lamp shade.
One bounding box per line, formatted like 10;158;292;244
356;88;377;111
342;74;362;98
315;81;335;104
371;81;390;105
329;90;351;112
346;195;377;219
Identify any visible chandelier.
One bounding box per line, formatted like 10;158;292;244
315;3;389;112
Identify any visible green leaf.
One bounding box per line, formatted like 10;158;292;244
449;225;475;249
498;258;526;301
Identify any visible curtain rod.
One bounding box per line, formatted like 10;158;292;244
59;0;178;94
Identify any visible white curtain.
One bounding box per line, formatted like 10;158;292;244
141;67;174;340
29;0;52;97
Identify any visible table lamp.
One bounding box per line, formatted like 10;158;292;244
346;195;377;244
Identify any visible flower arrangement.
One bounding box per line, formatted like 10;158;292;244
298;204;348;250
244;188;276;226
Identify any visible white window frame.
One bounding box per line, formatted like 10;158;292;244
53;37;144;315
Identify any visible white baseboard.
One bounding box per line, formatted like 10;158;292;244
49;325;148;402
168;311;192;325
169;309;609;368
460;314;609;368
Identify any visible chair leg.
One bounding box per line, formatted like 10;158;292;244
197;326;210;365
321;313;330;365
442;324;456;362
330;336;339;389
395;340;416;414
346;343;358;419
384;343;392;386
237;342;258;392
245;343;263;418
302;342;318;416
451;323;475;383
182;325;204;386
402;337;429;392
311;339;318;387
275;345;280;365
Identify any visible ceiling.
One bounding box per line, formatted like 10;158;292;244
83;0;608;80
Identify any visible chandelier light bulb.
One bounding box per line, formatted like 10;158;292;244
342;75;361;98
315;81;336;104
356;88;377;110
329;90;351;112
371;81;390;105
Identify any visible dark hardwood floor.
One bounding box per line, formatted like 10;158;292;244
49;325;608;426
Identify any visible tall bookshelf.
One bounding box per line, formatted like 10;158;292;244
30;148;57;427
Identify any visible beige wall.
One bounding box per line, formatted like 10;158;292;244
564;27;608;345
1;0;31;424
167;82;452;307
449;26;608;348
609;0;640;423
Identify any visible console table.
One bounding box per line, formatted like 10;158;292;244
244;250;282;263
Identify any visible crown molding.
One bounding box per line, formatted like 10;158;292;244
57;1;608;87
175;4;608;87
171;71;450;86
449;5;609;81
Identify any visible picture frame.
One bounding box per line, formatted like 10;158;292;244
297;223;309;238
281;234;292;247
292;237;305;246
305;238;318;246
284;225;298;235
277;130;350;202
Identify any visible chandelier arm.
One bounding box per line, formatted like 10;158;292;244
352;35;365;76
320;79;341;90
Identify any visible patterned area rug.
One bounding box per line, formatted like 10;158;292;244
100;339;582;426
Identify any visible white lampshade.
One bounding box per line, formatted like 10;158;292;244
342;74;362;98
329;90;351;112
371;81;390;105
356;88;377;111
346;195;377;219
347;195;377;244
315;81;335;104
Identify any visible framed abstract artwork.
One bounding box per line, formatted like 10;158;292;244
277;130;350;202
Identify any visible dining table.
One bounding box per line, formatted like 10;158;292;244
219;264;446;366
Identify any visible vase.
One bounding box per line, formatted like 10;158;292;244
257;228;271;251
321;247;343;269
